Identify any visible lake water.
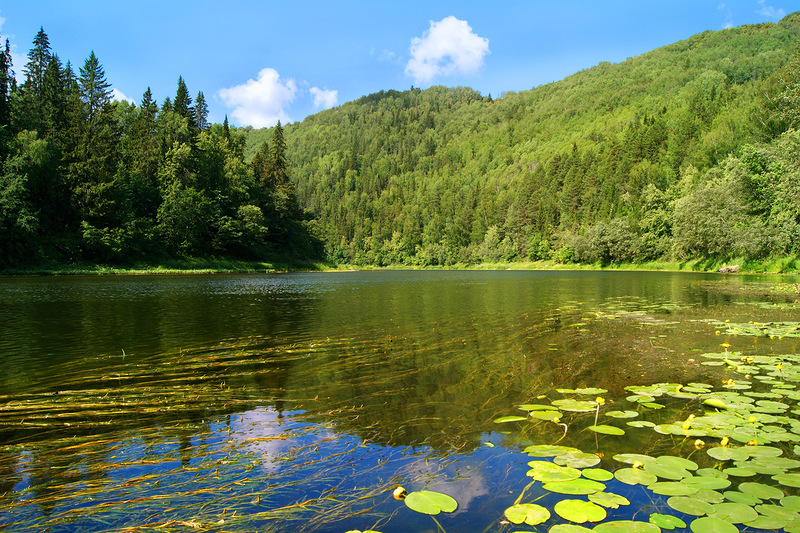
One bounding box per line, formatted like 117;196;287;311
1;270;800;532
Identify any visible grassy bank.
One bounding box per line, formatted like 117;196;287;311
0;257;333;276
4;255;800;277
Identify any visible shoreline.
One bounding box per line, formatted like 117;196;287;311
2;256;799;277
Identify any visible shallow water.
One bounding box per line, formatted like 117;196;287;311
1;270;798;531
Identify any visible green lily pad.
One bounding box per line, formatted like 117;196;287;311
615;468;657;486
781;495;800;511
526;461;581;482
722;467;757;477
694;489;726;504
667;496;713;516
552;399;600;412
650;513;686;530
588;491;630;509
709;502;758;523
518;403;559;411
574;387;609;395
549;525;593;533
606;410;639;418
493;415;528;423
554;499;607;523
554;451;601;468
707;446;749;461
524;444;580;457
627;420;656;428
722;490;762;505
529;410;563;421
644;461;690;480
582;468;614;482
681;475;731;490
503;503;550;526
657;455;698;471
404;490;458;515
756;503;800;520
648;481;698;496
613;453;655;465
588;424;626;435
593;520;661;532
743;514;789;530
696;467;728;479
773;473;800;487
542;478;606;495
739;481;784;500
690;516;738;533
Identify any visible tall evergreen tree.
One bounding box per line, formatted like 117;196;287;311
194;91;208;131
78;51;111;123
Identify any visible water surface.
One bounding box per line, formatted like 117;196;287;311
1;270;798;531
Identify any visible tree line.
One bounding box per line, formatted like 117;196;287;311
0;28;321;268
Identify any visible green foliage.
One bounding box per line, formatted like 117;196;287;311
0;29;320;269
241;13;800;266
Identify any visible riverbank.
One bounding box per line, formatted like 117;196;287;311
3;254;800;276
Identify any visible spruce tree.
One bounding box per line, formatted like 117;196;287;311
194;91;208;131
78;51;111;123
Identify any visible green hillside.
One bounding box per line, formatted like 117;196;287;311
250;12;800;266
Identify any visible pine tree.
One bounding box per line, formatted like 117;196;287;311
22;27;51;99
78;51;111;123
173;76;195;127
194;91;208;131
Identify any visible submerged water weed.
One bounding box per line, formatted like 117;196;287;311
494;349;800;532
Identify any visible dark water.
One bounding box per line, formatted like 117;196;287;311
0;270;798;531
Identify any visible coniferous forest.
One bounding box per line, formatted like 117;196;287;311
4;14;800;270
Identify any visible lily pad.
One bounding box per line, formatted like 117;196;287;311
606;410;639;418
554;499;607;523
615;468;657;486
543;478;606;495
773;473;800;488
526;461;581;482
649;513;686;530
588;424;626;435
524;444;580;457
690;516;738;533
739;481;784;500
657;455;698;471
493;415;528;423
681;475;731;490
552;399;601;412
503;503;550;526
593;520;661;532
648;481;698;496
582;468;614;482
707;446;749;461
549;525;592;533
644;461;690;480
709;502;759;523
589;491;630;509
554;451;601;468
667;496;713;516
404;490;458;515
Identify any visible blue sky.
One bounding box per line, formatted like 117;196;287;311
0;1;794;128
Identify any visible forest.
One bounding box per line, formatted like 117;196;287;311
0;29;322;269
3;13;800;269
255;11;800;267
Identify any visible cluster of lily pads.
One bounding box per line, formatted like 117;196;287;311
488;344;800;532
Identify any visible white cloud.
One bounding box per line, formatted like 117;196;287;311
111;88;134;104
310;87;338;109
218;67;297;128
718;3;734;28
757;0;786;19
405;16;489;85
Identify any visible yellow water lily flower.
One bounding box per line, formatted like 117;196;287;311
721;436;729;447
393;486;407;500
694;439;705;449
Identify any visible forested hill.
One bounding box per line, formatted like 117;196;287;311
248;12;800;266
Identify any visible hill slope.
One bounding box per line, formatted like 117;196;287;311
250;12;800;266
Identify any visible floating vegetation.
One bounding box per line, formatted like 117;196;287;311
492;346;800;533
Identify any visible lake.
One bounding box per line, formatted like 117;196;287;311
2;270;800;532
